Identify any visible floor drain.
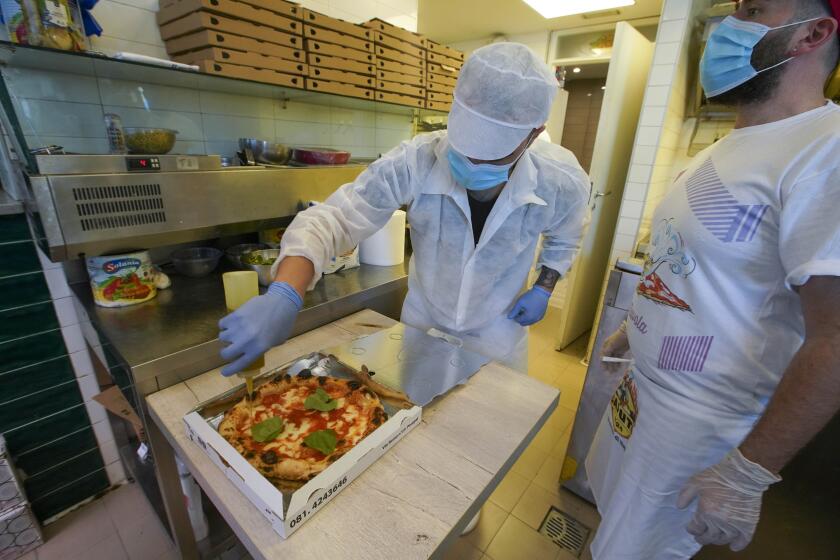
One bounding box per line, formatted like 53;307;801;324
538;506;591;557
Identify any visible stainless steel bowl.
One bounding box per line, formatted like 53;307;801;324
124;127;178;154
170;247;222;278
241;249;281;286
225;243;270;269
238;138;290;165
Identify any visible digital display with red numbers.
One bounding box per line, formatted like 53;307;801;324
126;156;161;172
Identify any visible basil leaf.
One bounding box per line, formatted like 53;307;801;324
305;387;338;412
251;416;284;442
303;429;338;455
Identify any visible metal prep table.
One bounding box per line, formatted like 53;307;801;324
146;309;559;560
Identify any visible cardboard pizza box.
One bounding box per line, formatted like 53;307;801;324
306;79;374;101
371;31;424;59
156;0;302;35
376;69;424;87
197;60;306;89
426;99;452;112
426;80;454;94
427;71;457;87
426;50;463;69
308;67;374;88
306;40;375;64
363;17;425;48
375;89;425;108
234;0;301;19
307;53;375;75
303;24;373;53
165;29;303;56
159;11;300;45
374;44;423;68
301;9;371;41
376;79;424;98
175;47;308;74
376;57;424;78
427;61;460;76
426;90;454;104
426;40;464;61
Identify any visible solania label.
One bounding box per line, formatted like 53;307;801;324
102;258;141;274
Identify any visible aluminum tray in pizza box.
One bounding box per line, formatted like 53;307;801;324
183;351;422;539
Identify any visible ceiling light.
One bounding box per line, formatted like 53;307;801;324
601;86;606;90
572;67;581;73
521;0;635;19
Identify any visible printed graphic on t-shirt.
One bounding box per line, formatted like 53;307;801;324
657;335;714;372
637;219;695;313
685;159;769;243
610;373;638;447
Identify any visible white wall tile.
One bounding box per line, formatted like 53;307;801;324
37;246;62;271
16;100;104;138
331;108;376;128
106;461;127;485
382;14;417;32
204;140;239;159
44;267;72;299
636;126;661;147
53;296;79;328
62;324;87;355
620;199;644;219
662;0;691;20
378;0;418;15
99;437;120;465
624;181;648;202
614;233;637;254
632;145;657;166
70;349;96;378
645;85;670;107
172;140;207;155
276;102;332;124
658;19;687;43
648;64;674;87
203;114;273;141
91;0;165;49
85;400;108;425
375;112;413;130
628;164;652;184
199;91;275;119
92;419;116;448
98;79;198;113
90;35;168;58
25;135;110;154
617;217;640;236
640;106;667;128
275;121;332;146
77;373;101;403
5;69;99;103
653;42;681;66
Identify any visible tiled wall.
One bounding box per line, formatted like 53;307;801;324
610;0;712;261
0;213;115;523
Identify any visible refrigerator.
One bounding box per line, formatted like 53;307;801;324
562;259;642;503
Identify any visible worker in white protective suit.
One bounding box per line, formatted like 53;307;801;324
217;42;590;377
592;0;840;558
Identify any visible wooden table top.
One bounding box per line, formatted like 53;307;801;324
146;310;559;559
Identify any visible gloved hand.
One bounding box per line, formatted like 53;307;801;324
218;281;302;377
507;286;551;326
600;321;631;373
677;448;781;551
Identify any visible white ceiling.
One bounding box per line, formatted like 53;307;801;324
417;0;663;44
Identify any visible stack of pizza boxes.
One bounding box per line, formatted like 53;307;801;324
158;0;308;89
301;10;377;101
364;18;428;109
425;41;464;112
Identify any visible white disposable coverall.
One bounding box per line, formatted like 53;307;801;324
277;131;590;370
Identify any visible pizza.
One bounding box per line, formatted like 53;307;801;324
218;367;406;490
636;271;692;313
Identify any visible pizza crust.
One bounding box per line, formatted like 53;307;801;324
219;373;389;486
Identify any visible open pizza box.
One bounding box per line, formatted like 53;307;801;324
183;322;489;538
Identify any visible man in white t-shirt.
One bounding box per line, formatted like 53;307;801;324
592;0;840;557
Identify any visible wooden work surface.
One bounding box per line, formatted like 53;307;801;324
146;310;559;559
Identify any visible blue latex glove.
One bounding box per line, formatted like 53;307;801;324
507;286;551;326
218;281;302;376
79;0;103;36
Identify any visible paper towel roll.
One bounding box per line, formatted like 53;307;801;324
360;210;406;266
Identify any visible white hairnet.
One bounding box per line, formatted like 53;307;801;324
448;42;558;160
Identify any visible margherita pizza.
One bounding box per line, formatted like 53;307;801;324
219;369;395;490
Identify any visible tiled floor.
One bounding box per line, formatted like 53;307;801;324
23;308;599;560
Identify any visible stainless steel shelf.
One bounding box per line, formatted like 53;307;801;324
0;42;446;118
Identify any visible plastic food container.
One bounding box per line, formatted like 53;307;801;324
87;250;157;308
171;247;223;278
290;147;351;165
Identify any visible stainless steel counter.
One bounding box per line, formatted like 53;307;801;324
70;261;409;391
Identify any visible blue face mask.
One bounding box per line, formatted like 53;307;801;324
447;148;515;191
700;15;817;98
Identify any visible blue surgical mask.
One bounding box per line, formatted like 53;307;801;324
447;148;514;191
700;15;817;98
